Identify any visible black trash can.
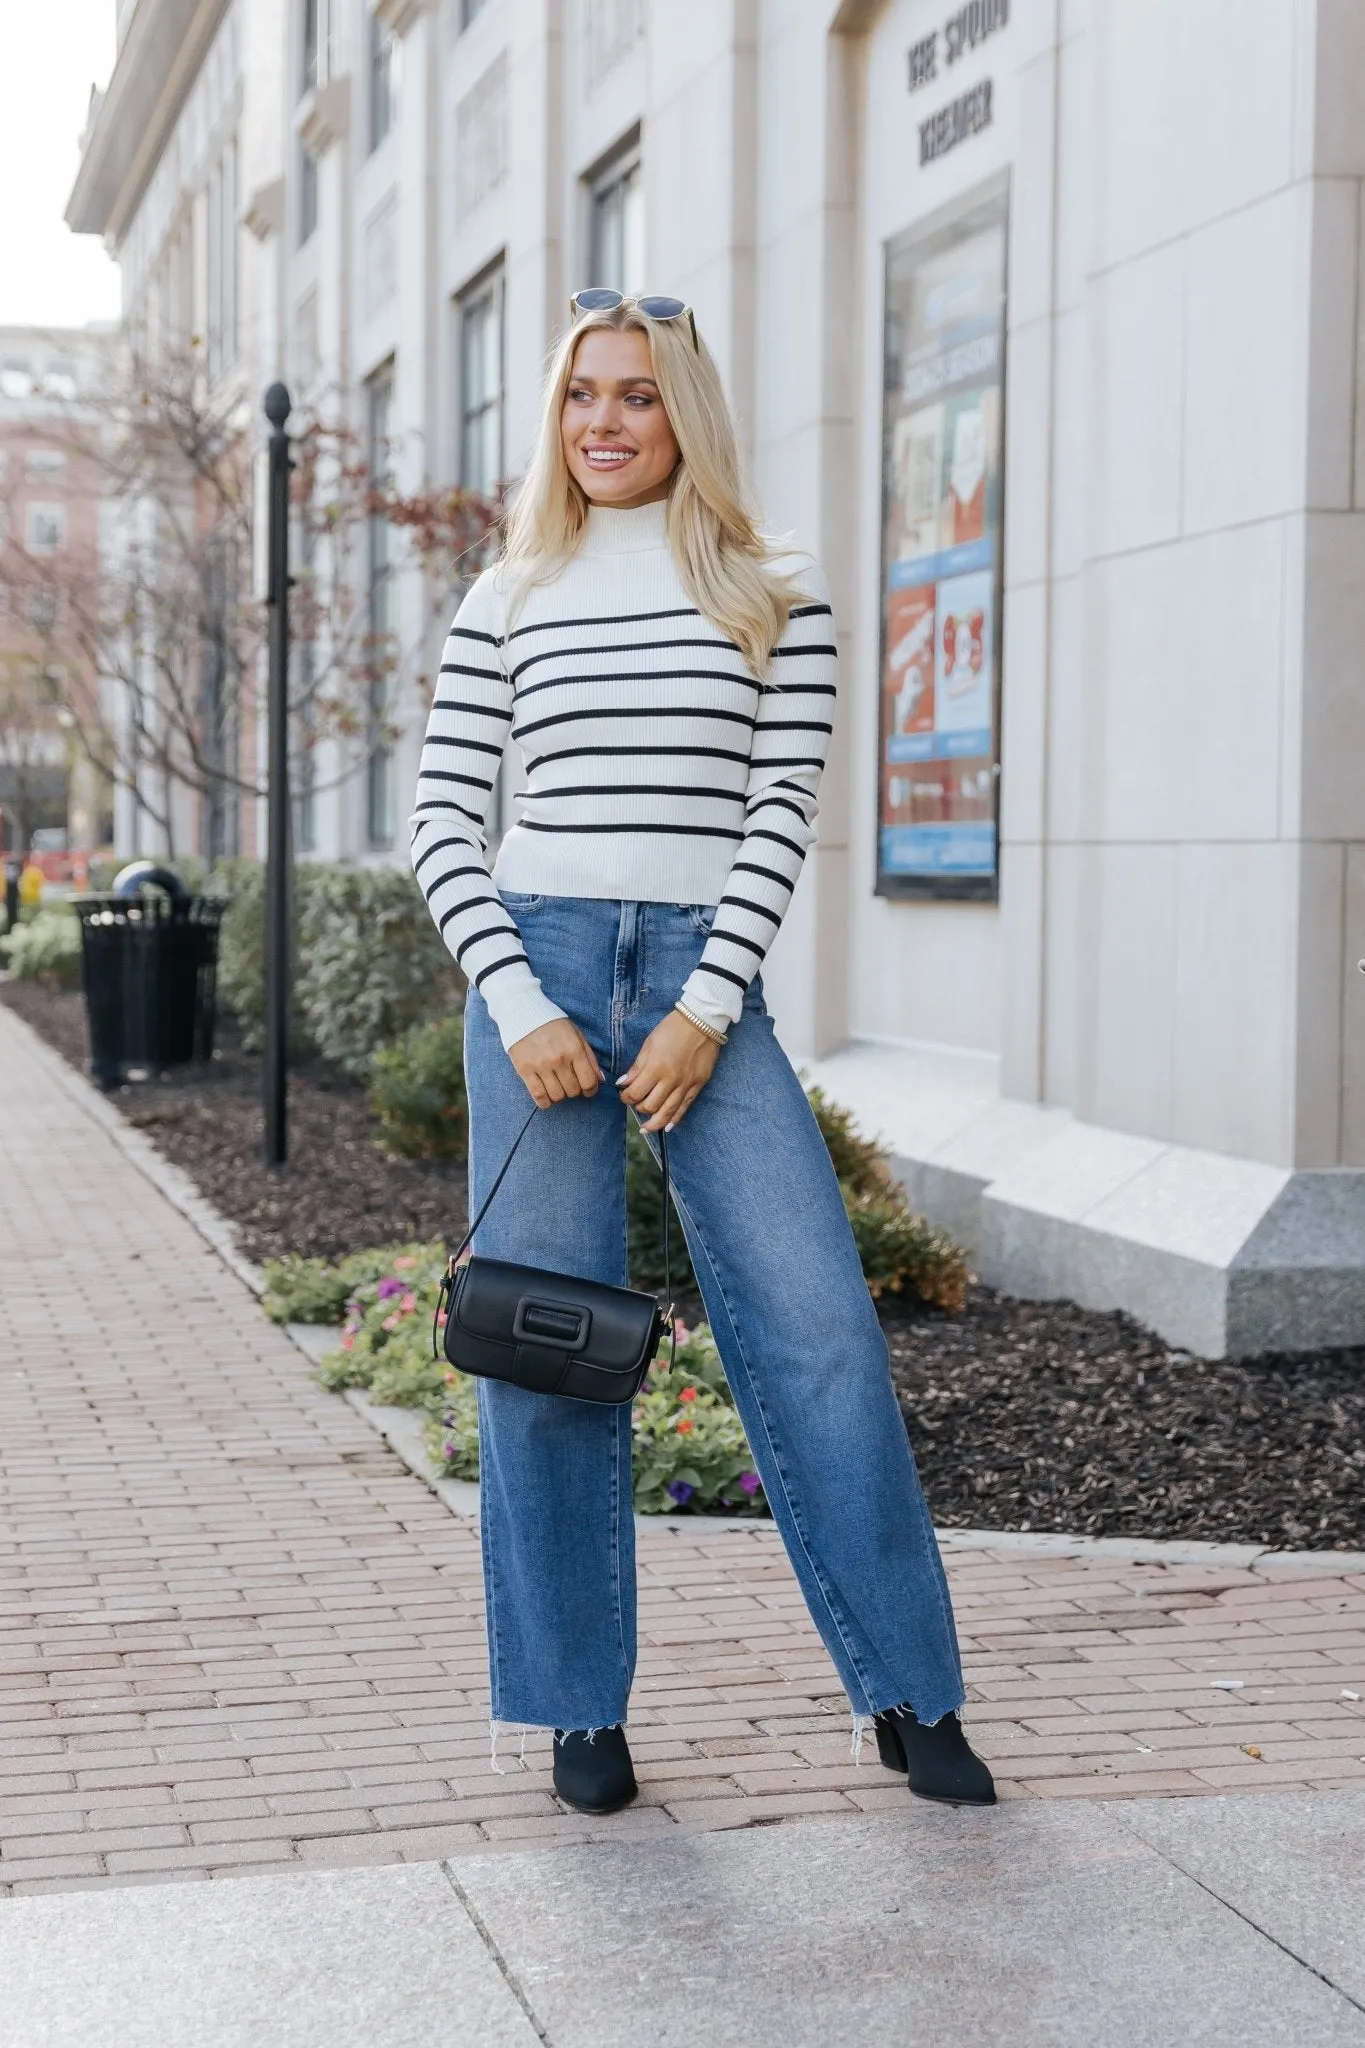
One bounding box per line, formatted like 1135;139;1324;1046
73;877;227;1086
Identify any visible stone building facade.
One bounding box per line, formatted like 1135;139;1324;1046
69;0;1365;1353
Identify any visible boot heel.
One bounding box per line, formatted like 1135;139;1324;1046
874;1713;906;1773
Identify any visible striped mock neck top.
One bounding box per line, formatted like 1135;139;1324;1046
409;499;836;1051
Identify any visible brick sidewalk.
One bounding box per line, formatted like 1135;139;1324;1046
2;1006;1365;1898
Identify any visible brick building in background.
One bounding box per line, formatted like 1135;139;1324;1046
66;1;1365;1356
0;323;115;860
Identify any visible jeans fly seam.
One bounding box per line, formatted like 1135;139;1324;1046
670;1178;882;1718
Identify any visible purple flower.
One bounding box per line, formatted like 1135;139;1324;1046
738;1472;761;1495
376;1278;404;1300
666;1479;695;1505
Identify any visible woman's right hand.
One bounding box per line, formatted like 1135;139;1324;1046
507;1018;603;1108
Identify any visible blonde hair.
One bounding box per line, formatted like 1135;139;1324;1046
501;305;803;678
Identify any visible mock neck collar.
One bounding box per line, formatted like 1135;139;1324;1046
579;498;671;556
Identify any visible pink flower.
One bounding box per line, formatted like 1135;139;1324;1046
400;1292;417;1314
340;1334;355;1352
392;1256;416;1272
381;1313;400;1332
673;1318;690;1342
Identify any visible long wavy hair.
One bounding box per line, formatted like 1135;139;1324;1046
500;304;803;677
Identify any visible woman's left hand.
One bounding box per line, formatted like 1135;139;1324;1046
618;1010;722;1134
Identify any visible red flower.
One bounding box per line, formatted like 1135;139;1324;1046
676;1417;695;1434
678;1386;697;1402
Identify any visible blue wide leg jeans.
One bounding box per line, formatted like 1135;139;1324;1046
463;896;966;1732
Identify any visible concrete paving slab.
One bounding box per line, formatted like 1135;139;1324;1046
1114;1790;1365;2008
0;1863;538;2048
448;1805;1365;2048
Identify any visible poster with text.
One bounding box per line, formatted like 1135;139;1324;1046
877;177;1007;897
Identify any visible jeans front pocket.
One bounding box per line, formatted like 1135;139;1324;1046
686;904;719;936
499;890;547;914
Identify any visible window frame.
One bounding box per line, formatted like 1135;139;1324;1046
457;262;505;500
368;9;398;151
365;363;397;848
587;137;644;295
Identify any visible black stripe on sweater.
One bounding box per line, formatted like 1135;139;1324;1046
438;662;504;682
789;602;833;618
511;636;741;680
718;893;782;924
731;860;795;891
513;667;759;707
694;961;749;992
455;922;520;966
516;820;744;840
772;643;836;659
515;704;757;739
522;782;743;803
430;699;514;723
706;927;766;957
505;605;699;642
473;954;529;989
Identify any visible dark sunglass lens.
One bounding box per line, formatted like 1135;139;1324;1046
636;297;686;319
574;288;624;311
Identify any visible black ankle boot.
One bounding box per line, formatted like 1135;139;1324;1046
875;1707;996;1806
552;1726;638;1815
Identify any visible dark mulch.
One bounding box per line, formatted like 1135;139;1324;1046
884;1291;1365;1550
6;979;1364;1550
0;981;466;1264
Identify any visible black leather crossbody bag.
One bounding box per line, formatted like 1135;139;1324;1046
432;1107;672;1405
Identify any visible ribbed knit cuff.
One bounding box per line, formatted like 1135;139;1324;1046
678;968;744;1034
483;969;571;1054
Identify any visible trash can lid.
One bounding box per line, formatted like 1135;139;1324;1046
112;861;190;900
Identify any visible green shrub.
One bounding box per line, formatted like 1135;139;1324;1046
0;905;82;988
842;1185;968;1310
297;864;459;1078
370;1014;468;1160
209;859;460;1074
625;1118;695;1293
262;1240;444;1323
806;1085;888;1197
207;858;309;1054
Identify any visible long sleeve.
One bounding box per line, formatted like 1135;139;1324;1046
409;569;568;1051
678;563;836;1031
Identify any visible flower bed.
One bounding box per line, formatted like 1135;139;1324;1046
277;1242;767;1516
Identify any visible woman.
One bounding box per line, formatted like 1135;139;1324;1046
410;291;993;1815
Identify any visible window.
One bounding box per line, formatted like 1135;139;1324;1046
25;450;67;482
27;504;65;554
588;145;644;295
365;365;396;847
302;0;319;93
207;139;239;383
200;533;239;862
369;11;398;149
42;361;78;401
459;267;504;498
28;588;59;633
460;0;493;26
295;511;318;854
299;143;319;246
0;359;33;400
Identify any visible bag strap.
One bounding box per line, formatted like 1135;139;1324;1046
433;1103;674;1365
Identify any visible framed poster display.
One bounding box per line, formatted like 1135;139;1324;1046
876;175;1008;900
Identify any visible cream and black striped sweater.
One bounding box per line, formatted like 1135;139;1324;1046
409;499;835;1051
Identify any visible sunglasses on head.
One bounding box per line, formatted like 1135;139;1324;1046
570;288;699;353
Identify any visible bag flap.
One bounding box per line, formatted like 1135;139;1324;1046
453;1257;660;1369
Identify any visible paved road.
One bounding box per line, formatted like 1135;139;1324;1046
4;1004;1365;1900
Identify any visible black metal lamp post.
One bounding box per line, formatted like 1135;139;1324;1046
263;381;293;1167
